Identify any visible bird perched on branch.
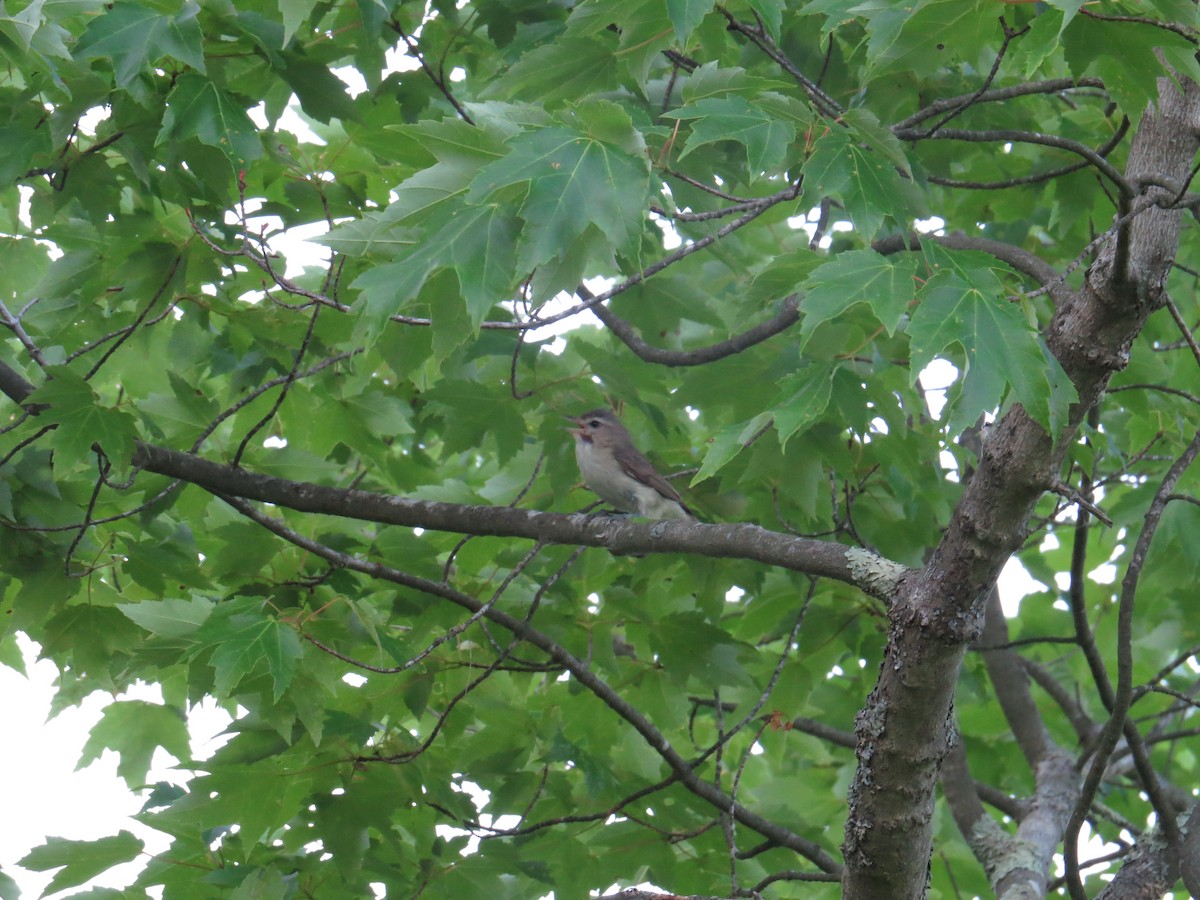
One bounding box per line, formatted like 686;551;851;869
567;408;696;522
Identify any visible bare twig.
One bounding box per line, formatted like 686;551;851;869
1049;480;1113;527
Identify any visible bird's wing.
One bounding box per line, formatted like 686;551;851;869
613;444;685;503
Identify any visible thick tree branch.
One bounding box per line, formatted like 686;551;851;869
126;442;907;602
1095;801;1200;899
963;589;1079;897
0;358;40;411
979;590;1057;768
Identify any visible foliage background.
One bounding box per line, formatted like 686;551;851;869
2;0;1200;898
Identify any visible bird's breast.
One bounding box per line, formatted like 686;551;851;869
575;441;640;513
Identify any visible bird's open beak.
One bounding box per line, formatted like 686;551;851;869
563;414;584;439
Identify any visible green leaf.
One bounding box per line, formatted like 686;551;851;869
78;700;192;788
18;832;144;896
0;0;46;52
745;0;784;39
842;107;912;176
665;0;714;43
189;597;302;701
151;758;315;858
665;95;795;173
909;252;1076;435
319;213;417;257
278;0;318;46
385;158;478;222
348;201;519;339
24;366;139;469
648;611;754;687
76;2;205;87
488;36;619;104
693;412;772;484
277;50;358;124
230;866;290;899
0;118;52;184
394;115;512;167
802;128;914;238
1063;15;1200;119
774;361;836;446
444;204;520;328
118;595;215;638
800;250;918;342
559;2;671;87
745;250;823;304
865;0;997;79
679;61;791;104
156;73;262;165
468;123;650;270
135;371;220;443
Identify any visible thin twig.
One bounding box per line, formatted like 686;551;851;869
232;305;321;466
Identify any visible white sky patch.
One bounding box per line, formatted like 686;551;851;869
332;66;368;98
219;195;333;280
1;635;232;896
247;100;326;146
786;204;826;244
385;45;423;76
919;358;959;420
78;105;111;135
650;210;683;249
998;557;1048;616
1089;538;1124;585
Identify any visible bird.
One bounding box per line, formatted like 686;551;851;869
566;408;696;521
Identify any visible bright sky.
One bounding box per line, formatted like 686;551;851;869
0;635;233;897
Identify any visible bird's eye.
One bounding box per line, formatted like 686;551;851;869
588;419;601;428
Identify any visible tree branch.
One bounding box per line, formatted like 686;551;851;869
895;77;1108;131
588;291;801;367
221;493;843;874
842;74;1200;900
873;231;1066;297
1065;428;1200;898
893;125;1133;197
124;442;907;602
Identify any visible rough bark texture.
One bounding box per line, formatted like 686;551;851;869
1094;803;1200;900
841;78;1200;898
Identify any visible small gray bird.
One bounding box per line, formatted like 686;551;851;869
567;408;696;521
